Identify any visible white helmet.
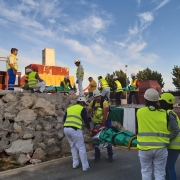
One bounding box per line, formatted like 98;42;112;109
131;73;136;78
113;75;118;79
64;75;69;79
77;97;87;104
74;59;80;64
93;89;101;97
25;68;32;73
144;88;159;102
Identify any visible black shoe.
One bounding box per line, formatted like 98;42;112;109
36;90;43;93
30;88;34;93
108;156;113;162
94;157;100;163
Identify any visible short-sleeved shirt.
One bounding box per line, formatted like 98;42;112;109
89;80;97;92
88;100;109;109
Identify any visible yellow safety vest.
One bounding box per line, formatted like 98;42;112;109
64;104;83;129
137;107;170;150
131;79;139;91
115;80;123;92
28;71;38;88
167;110;180;150
99;78;109;89
76;65;84;78
62;81;69;88
7;54;18;70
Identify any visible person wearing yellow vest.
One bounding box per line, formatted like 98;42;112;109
7;48;18;90
63;97;91;172
88;89;113;163
98;76;110;101
20;68;32;90
83;77;97;98
128;73;140;104
28;65;46;93
159;93;180;180
137;88;177;180
60;75;73;90
113;75;123;107
74;59;84;96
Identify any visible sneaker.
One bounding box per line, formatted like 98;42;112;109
108;156;113;162
83;166;92;172
94;157;100;163
73;163;81;169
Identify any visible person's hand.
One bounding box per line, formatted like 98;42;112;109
76;80;79;84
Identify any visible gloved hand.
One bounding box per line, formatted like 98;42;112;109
88;117;92;122
76;80;79;84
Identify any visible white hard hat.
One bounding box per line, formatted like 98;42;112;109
144;88;159;102
113;75;118;79
93;89;101;98
74;59;80;64
77;97;87;104
131;73;136;78
25;68;32;73
64;75;69;79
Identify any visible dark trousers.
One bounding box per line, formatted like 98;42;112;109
128;91;140;104
88;92;93;98
7;69;16;90
115;92;122;106
166;149;180;180
94;118;113;158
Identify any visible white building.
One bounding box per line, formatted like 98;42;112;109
42;48;55;66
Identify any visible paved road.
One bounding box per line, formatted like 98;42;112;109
0;147;180;180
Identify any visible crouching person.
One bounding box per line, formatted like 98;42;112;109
28;65;46;93
20;68;32;90
63;97;92;172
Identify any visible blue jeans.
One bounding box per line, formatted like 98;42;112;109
7;69;16;90
94;117;113;158
88;92;93;98
128;91;140;104
166;149;180;180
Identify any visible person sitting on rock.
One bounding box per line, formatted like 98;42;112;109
60;75;73;91
28;64;46;93
20;68;32;90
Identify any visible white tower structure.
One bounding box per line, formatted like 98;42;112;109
42;48;55;66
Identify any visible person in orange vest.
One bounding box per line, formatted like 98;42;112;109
128;73;140;104
20;68;32;90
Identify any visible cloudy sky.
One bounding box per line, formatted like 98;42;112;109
0;0;180;90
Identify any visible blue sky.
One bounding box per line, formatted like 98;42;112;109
0;0;180;90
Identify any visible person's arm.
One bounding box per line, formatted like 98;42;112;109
168;111;180;141
102;102;109;126
83;84;91;91
68;80;73;89
60;81;64;88
35;73;43;82
63;112;67;123
81;108;91;131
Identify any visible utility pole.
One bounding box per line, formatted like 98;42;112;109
125;65;128;103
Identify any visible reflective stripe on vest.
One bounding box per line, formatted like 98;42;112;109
99;78;109;89
76;65;84;78
115;80;123;92
167;110;180;150
7;54;18;70
137;107;170;150
28;71;38;87
131;79;139;91
64;104;83;129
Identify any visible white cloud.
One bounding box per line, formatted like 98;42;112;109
137;0;141;7
48;19;56;24
154;0;170;11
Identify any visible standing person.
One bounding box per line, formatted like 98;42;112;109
98;76;110;101
28;65;46;93
74;59;84;97
113;76;123;107
6;48;18;90
63;97;92;172
137;88;171;180
88;89;113;163
60;75;73;90
83;77;97;98
128;73;140;104
159;93;180;180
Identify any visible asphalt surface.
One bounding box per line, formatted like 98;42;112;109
0;147;180;180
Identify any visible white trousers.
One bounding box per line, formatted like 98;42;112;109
78;78;83;96
101;87;110;100
138;148;168;180
33;81;46;92
64;127;89;171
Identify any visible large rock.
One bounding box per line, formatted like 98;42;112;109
4;112;16;120
5;139;33;155
14;109;37;126
13;123;22;133
32;98;57;117
32;148;46;160
60;137;71;155
0;120;13;132
3;93;18;103
17;154;29;165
